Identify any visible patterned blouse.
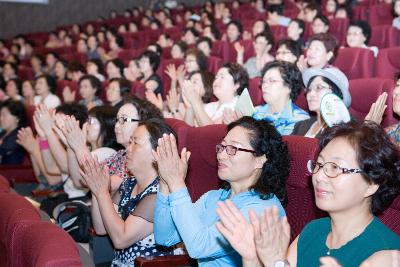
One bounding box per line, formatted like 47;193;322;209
252;100;310;135
102;149;133;180
112;177;172;266
386;123;400;146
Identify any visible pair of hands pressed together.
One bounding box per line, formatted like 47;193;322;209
216;201;290;267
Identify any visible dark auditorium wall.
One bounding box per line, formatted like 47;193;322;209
0;0;206;39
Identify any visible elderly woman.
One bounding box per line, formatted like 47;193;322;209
346;20;378;57
292;67;351;138
80;119;174;266
217;121;400;266
154;116;290;266
183;63;248;126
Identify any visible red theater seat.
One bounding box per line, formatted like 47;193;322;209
370;25;400;49
349;78;397;127
282;135;324;241
368;3;393;26
248;77;264;107
328;18;349;46
334;48;375;79
0;175;9;192
375;47;400;79
207;56;223;74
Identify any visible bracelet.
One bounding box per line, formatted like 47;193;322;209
38;139;49;150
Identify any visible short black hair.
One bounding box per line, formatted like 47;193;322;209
79;75;102;96
173;41;189;54
87;58;104;74
109;77;132;98
196;36;213;50
261;61;303;101
277;39;302;59
114;35;124;49
139;118;177;150
185;48;208;71
268;4;284;15
55;103;88;127
123;95;163;121
290;19;306;37
183;27;200;38
318;121;400;215
223;117;290;204
1;99;26;128
88;106;121;150
313;14;330;27
348;20;372;45
140;50;160;72
222;62;249;95
227;20;243;34
255;31;275;48
36;74;57;94
6;78;22;96
106;59;125;76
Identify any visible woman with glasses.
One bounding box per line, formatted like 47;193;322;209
153;116;290;266
292;67;351;138
250;61;309;135
216;121;400;267
80;119;175;266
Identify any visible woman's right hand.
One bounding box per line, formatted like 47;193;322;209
34;104;55;136
62;116;87;152
165;64;178;81
62;86;76;103
181;80;203;107
16;127;39;154
364;92;387;125
166;87;181;113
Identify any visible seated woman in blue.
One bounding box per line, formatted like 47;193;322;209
217;121;400;267
153;116;290;266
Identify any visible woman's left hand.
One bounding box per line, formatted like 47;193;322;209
152;133;190;192
63;116;87;152
79;154;110;197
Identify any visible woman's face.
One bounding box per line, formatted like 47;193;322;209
35;77;50;96
46;54;57;67
22;81;35;98
261;68;290;104
213;67;237;100
252;21;265;36
312;137;378;213
217;125;265;186
287;21;302;40
185;54;199;73
138;56;152;73
276;45;297;63
3;64;15;77
326;0;337;13
190;73;206;96
307;40;332;68
86;62;99;75
87;36;98;50
346;26;366;48
393;79;400;115
106;62;121;78
254;36;270;55
6;81;18;98
126;125;154;174
306;76;333;112
86;116;101;144
114;104;139;147
171;44;184;59
227;24;240;42
107;81;122;104
197;41;211;57
79;79;96;100
0;107;18;132
55;62;66;79
312;18;329;35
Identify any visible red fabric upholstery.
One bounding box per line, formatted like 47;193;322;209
60;52;87;66
248;77;264;106
282;135;324;241
370;25;400;49
185;124;227;201
17;66;34;81
207;56;223;74
0;175;10;192
0;164;37;184
349;78;397;127
368;3;393;26
333;48;375;79
376;47;400;79
378;196;400;235
328;18;349;46
294;90;309;113
131;81;146;98
9;221;82;267
165;118;191;151
270;25;288;41
117;49;143;65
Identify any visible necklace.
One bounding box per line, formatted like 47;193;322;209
326;216;374;256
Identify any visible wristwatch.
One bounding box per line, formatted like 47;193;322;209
273;260;290;267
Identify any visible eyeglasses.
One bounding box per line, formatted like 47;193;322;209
216;143;256;156
115;116;140;125
261;77;284;87
306;84;332;93
307;160;363;178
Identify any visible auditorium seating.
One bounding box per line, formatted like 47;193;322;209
369;25;400;49
375;47;400;79
348;78;397;127
334;48;375;80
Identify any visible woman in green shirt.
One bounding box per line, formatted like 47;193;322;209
216;121;400;266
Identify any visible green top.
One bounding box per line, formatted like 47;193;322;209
297;217;400;267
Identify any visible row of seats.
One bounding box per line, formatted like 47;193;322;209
133;118;400;266
0;175;82;267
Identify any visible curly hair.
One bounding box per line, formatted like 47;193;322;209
222;117;290;205
261;61;303;101
318;121;400;215
123;95;163;121
222;62;249;95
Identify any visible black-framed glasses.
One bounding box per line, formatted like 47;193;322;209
216;144;256;156
115;116;140;125
307;160;363;178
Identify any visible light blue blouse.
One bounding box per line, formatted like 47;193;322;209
154;187;285;266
